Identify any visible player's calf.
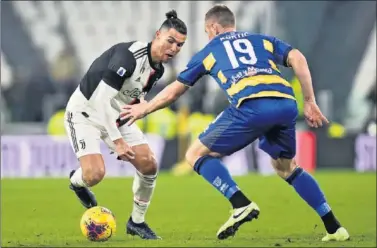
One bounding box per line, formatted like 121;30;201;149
272;158;347;238
186;140;251;209
128;144;159;227
186;139;259;238
69;154;104;209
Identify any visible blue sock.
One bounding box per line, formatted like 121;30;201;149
286;167;331;217
193;155;240;199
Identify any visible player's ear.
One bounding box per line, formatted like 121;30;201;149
214;23;221;35
155;30;161;39
210;23;217;35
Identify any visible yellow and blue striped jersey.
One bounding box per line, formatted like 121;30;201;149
177;31;295;107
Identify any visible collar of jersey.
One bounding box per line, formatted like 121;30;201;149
214;31;237;40
147;42;162;71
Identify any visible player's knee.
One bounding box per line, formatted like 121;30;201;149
82;166;105;187
137;153;158;175
79;154;106;186
272;158;297;179
185;143;220;167
185;148;199;167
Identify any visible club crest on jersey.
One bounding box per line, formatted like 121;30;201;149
117;67;127;76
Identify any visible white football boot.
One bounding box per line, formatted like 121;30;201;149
217;202;260;240
322;227;350;242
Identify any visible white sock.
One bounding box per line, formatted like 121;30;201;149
70;167;88;187
131;170;157;224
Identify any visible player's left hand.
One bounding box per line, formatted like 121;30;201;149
120;97;149;126
304;101;330;128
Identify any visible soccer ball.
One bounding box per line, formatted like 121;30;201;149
80;206;116;242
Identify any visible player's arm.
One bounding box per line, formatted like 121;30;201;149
273;37;328;126
143;80;189;115
93;47;136;142
270;36;316;102
143;52;207;115
288;48;329;127
286;49;315;102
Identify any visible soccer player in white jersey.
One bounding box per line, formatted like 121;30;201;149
64;10;187;240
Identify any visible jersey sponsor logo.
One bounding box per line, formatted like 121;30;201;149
122;88;143;98
230;66;273;84
117;67;127;76
246;66;273;76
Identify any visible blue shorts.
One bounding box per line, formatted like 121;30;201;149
199;98;298;159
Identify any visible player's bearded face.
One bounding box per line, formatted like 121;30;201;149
155;28;186;63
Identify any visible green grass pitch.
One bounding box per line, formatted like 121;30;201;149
1;171;376;247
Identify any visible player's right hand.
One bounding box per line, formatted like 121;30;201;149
304;101;329;128
114;138;135;161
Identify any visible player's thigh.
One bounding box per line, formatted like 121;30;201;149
104;123;148;151
103;123;148;153
258;99;298;160
258;123;296;161
190;107;264;161
64;110;105;175
103;124;157;174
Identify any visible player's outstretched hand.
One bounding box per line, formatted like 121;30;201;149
114;138;135;161
304;101;329;128
120;97;149;126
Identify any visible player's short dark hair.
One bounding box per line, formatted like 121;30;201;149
205;4;235;28
159;10;187;35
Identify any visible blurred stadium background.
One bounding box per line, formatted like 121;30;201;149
1;1;376;177
1;1;376;247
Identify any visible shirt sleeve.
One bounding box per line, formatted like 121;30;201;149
92;81;123;141
269;36;293;67
177;52;207;87
103;46;136;90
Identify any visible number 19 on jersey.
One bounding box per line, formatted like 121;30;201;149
223;39;258;69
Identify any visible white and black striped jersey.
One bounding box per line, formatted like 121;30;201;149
66;41;164;141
